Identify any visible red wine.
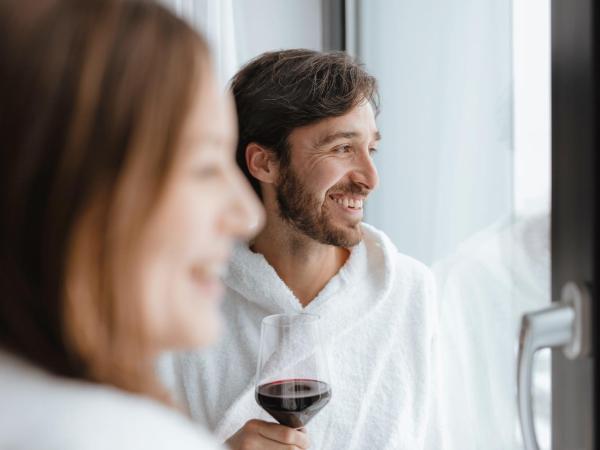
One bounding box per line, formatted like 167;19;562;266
256;379;331;428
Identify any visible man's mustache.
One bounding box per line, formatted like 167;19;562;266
327;182;370;197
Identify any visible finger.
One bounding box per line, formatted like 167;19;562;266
257;422;310;449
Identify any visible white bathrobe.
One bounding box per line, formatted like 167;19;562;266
0;350;223;450
166;223;445;450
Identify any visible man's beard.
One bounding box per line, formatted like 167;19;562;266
275;164;366;248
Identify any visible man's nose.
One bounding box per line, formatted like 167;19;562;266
351;148;379;191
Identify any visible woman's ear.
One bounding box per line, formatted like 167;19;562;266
246;143;279;184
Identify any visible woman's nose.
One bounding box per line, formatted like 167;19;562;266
221;168;265;240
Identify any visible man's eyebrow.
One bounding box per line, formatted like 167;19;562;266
314;130;382;147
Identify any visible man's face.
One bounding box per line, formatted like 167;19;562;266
275;100;380;247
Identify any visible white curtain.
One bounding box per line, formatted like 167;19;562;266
433;211;551;450
159;0;238;88
158;0;323;88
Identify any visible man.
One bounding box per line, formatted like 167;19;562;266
168;49;444;450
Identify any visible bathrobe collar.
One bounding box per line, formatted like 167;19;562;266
224;223;396;316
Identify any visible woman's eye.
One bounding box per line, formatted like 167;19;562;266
369;147;378;155
193;165;220;179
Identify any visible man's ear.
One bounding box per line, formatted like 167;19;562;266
246;143;279;184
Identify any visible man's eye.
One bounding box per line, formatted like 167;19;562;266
369;147;378;155
335;145;352;154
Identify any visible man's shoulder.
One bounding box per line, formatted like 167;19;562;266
389;251;435;300
361;222;433;281
393;251;433;278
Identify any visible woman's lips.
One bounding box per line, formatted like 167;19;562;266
190;262;228;301
192;274;224;301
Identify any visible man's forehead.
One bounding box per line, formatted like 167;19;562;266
314;102;378;138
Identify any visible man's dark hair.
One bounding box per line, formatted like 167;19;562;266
231;49;379;198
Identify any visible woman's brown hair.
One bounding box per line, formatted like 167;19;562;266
0;0;209;402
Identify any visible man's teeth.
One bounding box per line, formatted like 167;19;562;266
333;197;363;209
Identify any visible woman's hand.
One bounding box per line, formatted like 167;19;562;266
225;419;310;450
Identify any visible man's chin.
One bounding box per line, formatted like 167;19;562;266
344;227;364;247
323;222;363;247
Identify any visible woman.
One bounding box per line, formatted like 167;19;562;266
0;0;263;448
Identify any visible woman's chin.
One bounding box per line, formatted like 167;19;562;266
159;308;223;350
193;277;225;304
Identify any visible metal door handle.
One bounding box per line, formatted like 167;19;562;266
517;282;592;450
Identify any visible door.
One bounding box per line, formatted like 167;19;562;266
515;1;597;449
546;1;596;448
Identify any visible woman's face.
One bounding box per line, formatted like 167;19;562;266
137;71;264;350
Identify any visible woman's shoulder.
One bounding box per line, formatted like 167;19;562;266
61;382;223;450
0;350;223;450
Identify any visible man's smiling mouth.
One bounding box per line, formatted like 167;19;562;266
328;194;364;210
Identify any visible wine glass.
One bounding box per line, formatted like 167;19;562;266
255;313;332;429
